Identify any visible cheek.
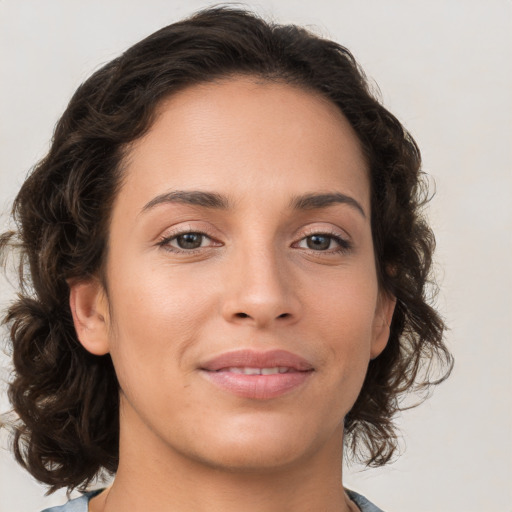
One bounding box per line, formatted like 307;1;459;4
307;270;379;385
109;258;215;337
311;269;378;337
105;269;215;395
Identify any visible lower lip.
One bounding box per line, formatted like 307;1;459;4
201;370;313;399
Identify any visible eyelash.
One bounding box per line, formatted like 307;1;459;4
157;229;219;254
156;229;352;255
293;230;352;254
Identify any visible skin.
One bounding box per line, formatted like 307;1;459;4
71;77;395;512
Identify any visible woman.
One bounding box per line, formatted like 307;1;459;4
1;7;452;512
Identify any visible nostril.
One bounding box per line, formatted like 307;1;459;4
232;311;291;321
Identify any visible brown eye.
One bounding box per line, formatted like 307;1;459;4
174;233;205;249
158;230;222;254
295;233;351;253
306;235;332;250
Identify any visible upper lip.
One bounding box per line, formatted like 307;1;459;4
200;349;314;372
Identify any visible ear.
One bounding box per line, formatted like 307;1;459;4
69;278;111;356
370;291;396;360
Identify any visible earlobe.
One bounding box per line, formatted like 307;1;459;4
370;292;396;360
69;278;110;356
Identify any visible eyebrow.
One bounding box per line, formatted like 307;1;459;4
290;192;366;218
141;190;230;212
141;189;366;218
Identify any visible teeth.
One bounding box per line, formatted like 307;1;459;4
227;367;291;375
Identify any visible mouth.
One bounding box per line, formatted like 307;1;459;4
199;349;314;400
219;366;298;375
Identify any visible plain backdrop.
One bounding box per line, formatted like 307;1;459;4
1;1;511;511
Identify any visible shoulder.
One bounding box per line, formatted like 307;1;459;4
346;489;387;512
40;490;103;512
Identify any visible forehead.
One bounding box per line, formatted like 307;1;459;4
118;77;370;213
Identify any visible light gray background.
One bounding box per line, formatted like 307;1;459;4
1;1;511;511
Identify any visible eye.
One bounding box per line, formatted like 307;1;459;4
158;231;219;252
172;232;208;250
295;233;351;252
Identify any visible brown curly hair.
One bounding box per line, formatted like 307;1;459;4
1;6;453;493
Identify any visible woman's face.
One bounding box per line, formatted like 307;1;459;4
73;77;394;472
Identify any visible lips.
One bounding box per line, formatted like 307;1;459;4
201;349;314;372
200;349;314;399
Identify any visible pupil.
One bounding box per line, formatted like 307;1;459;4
177;233;202;249
307;235;330;250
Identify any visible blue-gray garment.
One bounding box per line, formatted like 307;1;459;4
41;488;385;511
347;489;386;511
40;490;102;512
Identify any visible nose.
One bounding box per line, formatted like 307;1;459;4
221;244;301;329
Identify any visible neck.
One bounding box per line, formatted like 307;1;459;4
101;463;353;512
92;402;355;512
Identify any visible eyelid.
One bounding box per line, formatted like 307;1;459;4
155;222;352;254
156;224;223;253
292;226;353;253
297;224;351;242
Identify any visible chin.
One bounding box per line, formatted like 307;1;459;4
179;412;341;473
190;441;310;474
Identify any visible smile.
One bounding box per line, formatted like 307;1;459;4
221;367;295;375
200;350;314;399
